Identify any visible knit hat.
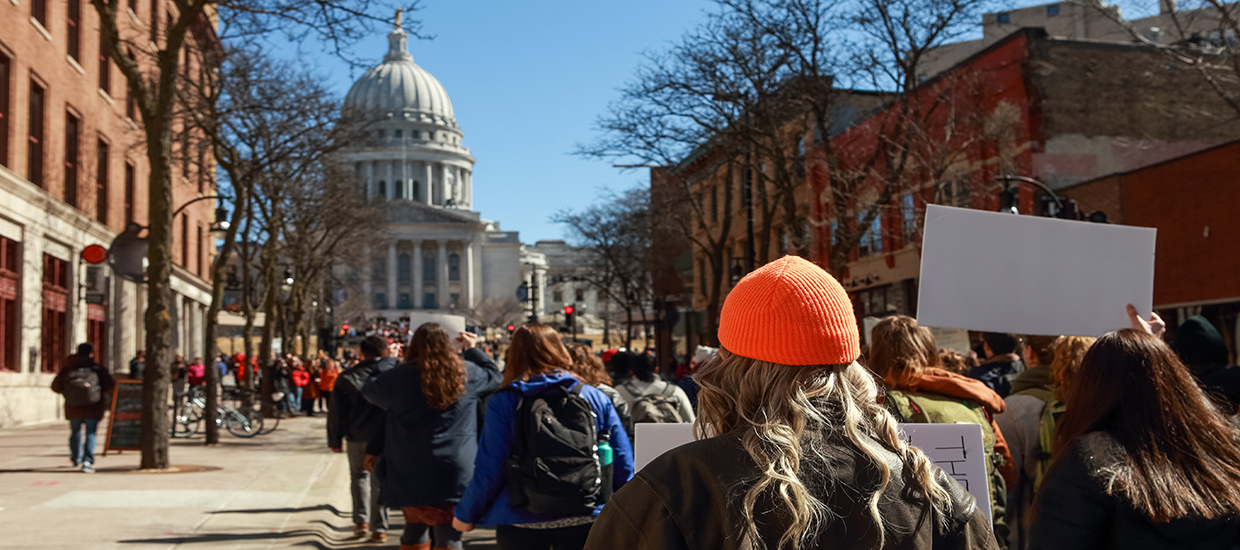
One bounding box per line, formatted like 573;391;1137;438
718;255;859;366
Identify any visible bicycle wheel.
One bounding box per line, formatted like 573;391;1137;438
225;407;263;438
170;406;200;438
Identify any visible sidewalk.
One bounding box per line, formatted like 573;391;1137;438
0;415;498;549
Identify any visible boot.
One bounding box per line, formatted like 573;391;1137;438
369;532;388;543
353;523;369;537
399;544;430;550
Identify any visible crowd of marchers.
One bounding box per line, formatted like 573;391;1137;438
311;256;1240;550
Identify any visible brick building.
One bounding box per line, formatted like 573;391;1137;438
0;0;217;427
1060;140;1240;360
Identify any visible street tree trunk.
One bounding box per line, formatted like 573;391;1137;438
139;111;174;470
202;187;247;444
258;237;279;417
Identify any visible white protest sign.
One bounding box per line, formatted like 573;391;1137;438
927;326;972;355
634;423;696;471
863;317;881;345
898;423;992;524
917;205;1155;337
401;313;467;341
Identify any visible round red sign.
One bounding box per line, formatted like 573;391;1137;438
81;244;108;264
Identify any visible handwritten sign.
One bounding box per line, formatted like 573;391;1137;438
898;423;991;522
635;421;992;523
103;380;143;455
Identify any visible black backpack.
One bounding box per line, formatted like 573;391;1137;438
505;382;603;515
64;366;102;408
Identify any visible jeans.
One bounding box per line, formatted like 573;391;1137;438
68;418;100;466
346;439;388;532
284;386;302;413
402;522;462;549
496;523;594;550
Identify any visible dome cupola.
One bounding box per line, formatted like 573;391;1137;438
343;16;456;127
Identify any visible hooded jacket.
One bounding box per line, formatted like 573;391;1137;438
454;370;635;527
326;355;397;448
1171;316;1240;415
584;427;997;550
361;348;502;508
969;353;1026;398
51;354;115;420
1029;431;1240;550
903;367;1016;487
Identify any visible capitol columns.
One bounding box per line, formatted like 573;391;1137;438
423;163;434;204
465;240;477;307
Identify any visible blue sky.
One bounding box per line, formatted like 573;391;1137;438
270;0;715;244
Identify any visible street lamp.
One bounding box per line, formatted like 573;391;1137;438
281;267;294;291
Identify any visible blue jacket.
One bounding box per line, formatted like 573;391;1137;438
362;348;502;508
454;370;635;526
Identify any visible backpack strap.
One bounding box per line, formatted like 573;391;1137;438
660;382;675;397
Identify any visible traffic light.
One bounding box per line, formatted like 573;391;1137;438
506;324;516;334
339;323;350;336
563;305;574;328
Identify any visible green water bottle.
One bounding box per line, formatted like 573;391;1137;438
597;431;614;503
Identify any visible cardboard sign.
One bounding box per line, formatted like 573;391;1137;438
402;313;467;341
917;205;1156;337
898;423;992;523
635;421;992;523
927;326;972;355
103;380;143;455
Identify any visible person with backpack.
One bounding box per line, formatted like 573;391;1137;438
584;256;994;550
869;315;1015;547
996;335;1094;550
50;343;115;474
362;325;502;550
612;351;695;425
452;324;634;550
1029;325;1240;550
565;343;632;451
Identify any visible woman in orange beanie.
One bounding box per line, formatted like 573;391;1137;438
585;256;994;550
869;315;1015;546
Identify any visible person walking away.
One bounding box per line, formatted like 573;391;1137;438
187;357;206;388
128;350;145;381
613;351;695;425
969;333;1026;398
1029;326;1240;550
319;357;340;414
328;336;397;541
995;335;1094;550
453;324;634;550
50;344;115;473
362;326;502;550
869;315;1015;546
585;256;993;550
565;343;632;450
1170;315;1240;415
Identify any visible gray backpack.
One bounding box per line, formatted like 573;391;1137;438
625;381;684;424
64;367;102;407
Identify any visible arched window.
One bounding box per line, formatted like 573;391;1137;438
423;255;436;282
377;180;387;199
395;179;404;199
397;253;411;282
413;180;420;201
448;253;461;281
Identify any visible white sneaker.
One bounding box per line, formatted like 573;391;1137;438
81;463;95;474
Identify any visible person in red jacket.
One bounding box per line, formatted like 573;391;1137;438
291;361;311;416
186;357;207;387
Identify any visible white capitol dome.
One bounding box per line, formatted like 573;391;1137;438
343;23;457;128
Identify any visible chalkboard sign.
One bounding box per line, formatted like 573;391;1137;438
103;380;143;455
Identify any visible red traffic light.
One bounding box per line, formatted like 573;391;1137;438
506;324;515;332
342;323;349;331
563;306;574;315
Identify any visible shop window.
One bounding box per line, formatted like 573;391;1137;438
0;237;20;371
0;53;9;168
41;254;69;373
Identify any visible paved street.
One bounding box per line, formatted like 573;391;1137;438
0;416;498;549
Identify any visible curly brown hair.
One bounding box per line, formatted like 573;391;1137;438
504;324;573;386
565;344;612;387
406;323;466;410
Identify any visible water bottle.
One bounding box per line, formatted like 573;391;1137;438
597;431;614;503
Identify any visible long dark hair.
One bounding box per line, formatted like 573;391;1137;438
406;323;466;410
503;324;573;386
1052;329;1240;521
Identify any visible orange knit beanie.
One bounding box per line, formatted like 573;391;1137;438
718;255;860;366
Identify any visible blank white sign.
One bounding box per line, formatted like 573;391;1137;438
634;423;696;471
917;205;1156;337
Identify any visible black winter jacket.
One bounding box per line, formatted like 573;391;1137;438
585;429;997;550
1029;432;1240;550
51;354;115;420
326;356;397;448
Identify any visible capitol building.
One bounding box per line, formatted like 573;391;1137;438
341;18;547;322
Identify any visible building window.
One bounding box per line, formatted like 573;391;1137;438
67;0;81;62
943;177;971;208
553;289;563;303
394;129;402;139
181;130;189;178
128;0;136;11
997;12;1010;24
64;112;79;208
902;194;916;245
575;288;584;302
32;0;48;28
423;292;436;309
373;293;386;309
99;31;111;95
449;293;460;308
197;146;205;192
196;225;203;277
413;180;420;200
0;236;20;372
395;179;404;199
377;129;385;139
1046;4;1059;17
86;304;106;369
448;253;460;281
377;180;386;198
96;140;109;224
28;79;45;187
424;255;436;282
180;214;188;266
398;293;411;309
857;212;882;258
411;130;419;139
41;254;69;373
397;253;411;281
0;53;9;168
149;0;158;43
124;163;135;225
